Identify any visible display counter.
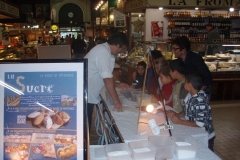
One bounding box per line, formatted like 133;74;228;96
0;42;38;60
89;88;221;160
121;42;240;100
37;45;72;59
120;63;240;100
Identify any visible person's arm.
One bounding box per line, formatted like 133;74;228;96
132;72;137;81
194;54;212;87
104;78;123;112
167;110;184;118
171;114;199;127
176;111;185;118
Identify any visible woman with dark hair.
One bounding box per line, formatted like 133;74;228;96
146;49;165;95
171;36;212;100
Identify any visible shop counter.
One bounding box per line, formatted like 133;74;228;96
37;45;72;59
121;64;240;100
89;88;221;160
90;141;220;160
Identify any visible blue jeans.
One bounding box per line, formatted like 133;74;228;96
209;136;215;152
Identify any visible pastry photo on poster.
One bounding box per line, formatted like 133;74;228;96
3;71;78;160
151;21;163;39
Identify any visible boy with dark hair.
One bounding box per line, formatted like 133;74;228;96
133;61;147;89
169;59;188;112
167;73;216;152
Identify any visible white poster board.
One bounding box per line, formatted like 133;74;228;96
0;59;88;160
113;9;126;27
38;45;72;59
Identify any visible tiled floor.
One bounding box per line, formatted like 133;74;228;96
89;68;240;160
211;105;240;160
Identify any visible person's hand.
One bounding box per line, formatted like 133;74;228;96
112;102;123;112
133;72;136;81
118;83;130;90
171;114;182;124
166;110;176;119
201;85;206;90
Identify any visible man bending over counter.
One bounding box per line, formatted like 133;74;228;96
85;32;128;129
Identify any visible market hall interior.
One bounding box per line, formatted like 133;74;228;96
89;68;240;160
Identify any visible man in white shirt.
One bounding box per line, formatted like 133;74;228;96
85;32;128;129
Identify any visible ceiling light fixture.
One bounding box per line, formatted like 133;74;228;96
159;7;163;10
222;44;240;46
95;0;105;10
229;7;234;12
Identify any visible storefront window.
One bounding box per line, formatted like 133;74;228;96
72;27;84;32
59;27;71;32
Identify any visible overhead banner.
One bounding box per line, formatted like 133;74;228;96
113;9;126;27
125;0;146;13
0;1;19;18
148;0;240;8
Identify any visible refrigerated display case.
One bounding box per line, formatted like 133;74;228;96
120;42;240;100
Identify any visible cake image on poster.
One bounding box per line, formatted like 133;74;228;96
61;95;77;106
4;143;29;160
31;143;56;159
4;96;20;106
27;109;71;129
57;144;77;159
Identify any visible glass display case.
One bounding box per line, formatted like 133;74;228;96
125;42;146;67
125;42;240;72
120;41;240;100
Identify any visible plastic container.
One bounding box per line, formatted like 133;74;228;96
130;89;142;102
128;140;156;160
172;136;197;159
148;135;175;159
120;89;132;99
105;143;131;160
94;147;107;159
136;94;152;106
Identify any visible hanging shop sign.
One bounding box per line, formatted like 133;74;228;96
125;0;147;13
149;0;240;8
0;1;19;18
96;17;100;25
113;9;126;27
51;25;58;31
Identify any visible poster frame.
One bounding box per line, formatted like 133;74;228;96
0;59;89;160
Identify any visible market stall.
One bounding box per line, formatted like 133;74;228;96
119;41;240;100
89;87;221;160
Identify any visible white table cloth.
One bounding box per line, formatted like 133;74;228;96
89;88;220;160
101;88;208;146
